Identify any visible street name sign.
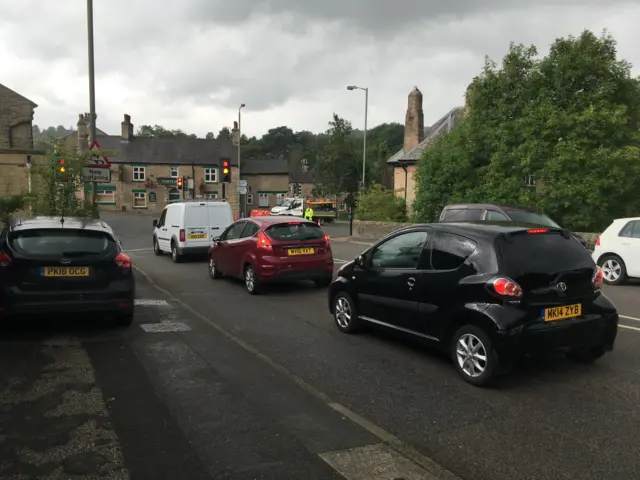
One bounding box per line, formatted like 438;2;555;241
82;167;111;183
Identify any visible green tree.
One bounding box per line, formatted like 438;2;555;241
357;184;406;221
137;125;196;138
0;194;28;227
413;30;640;231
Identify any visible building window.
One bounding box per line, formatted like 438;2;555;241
133;166;146;182
170;166;179;178
524;174;536;187
97;190;115;204
258;193;269;207
246;194;253;205
133;191;147;208
276;193;286;204
339;201;346;211
204;168;218;183
204;192;218;199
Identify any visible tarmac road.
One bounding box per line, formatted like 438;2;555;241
98;211;640;480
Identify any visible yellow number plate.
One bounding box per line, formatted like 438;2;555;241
42;266;90;277
543;304;582;322
188;233;207;239
288;248;314;256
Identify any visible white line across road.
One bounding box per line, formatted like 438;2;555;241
620;314;640;322
333;259;350;264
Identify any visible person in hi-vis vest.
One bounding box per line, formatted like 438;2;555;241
304;206;314;221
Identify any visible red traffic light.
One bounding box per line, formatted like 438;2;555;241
222;159;230;175
177;177;183;187
59;159;64;164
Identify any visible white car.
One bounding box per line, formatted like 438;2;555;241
152;200;234;263
592;217;640;285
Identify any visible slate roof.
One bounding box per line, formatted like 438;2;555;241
94;135;238;166
0;83;38;107
386;106;464;164
241;158;289;174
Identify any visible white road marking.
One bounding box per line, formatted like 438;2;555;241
134;299;169;306
620;314;640;322
126;248;153;252
333;259;350;264
140;321;192;332
620;324;640;332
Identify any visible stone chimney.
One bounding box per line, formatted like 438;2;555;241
301;158;309;173
404;87;424;153
77;113;88;152
121;114;133;141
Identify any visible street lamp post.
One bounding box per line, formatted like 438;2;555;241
238;103;245;217
346;85;368;188
26;155;32;215
86;0;98;209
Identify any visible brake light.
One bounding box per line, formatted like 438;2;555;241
256;231;272;250
595;236;600;246
324;233;331;250
488;277;522;297
179;229;185;242
527;228;549;234
592;266;604;289
288;221;300;225
115;252;131;269
0;250;11;267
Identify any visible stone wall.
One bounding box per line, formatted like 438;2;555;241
353;220;600;250
0;85;35;150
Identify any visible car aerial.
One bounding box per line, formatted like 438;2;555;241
208;216;334;294
328;222;618;386
153;200;234;263
0;216;135;326
439;203;588;248
592;217;640;285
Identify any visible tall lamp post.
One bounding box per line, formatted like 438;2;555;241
238;103;245;217
87;0;98;209
25;155;32;215
346;85;368;189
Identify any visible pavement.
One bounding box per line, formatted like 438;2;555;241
3;211;640;480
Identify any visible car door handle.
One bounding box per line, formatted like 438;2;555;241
622;242;631;246
407;277;416;287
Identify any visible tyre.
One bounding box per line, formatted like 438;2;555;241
451;324;498;387
153;238;162;256
244;265;261;294
567;345;606;363
332;291;361;333
209;256;222;279
114;311;134;327
171;242;182;263
598;255;627;285
314;277;332;289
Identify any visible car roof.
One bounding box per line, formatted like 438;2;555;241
8;216;114;233
397;221;561;240
248;215;317;226
612;217;640;223
443;203;540;213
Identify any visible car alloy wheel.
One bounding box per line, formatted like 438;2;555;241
601;258;622;283
209;258;221;279
456;333;487;378
332;292;360;333
171;244;181;263
335;296;352;328
244;266;259;294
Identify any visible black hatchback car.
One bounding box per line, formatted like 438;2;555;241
328;222;618;386
0;216;135;326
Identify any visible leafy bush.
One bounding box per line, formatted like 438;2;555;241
357;184;407;222
0;194;28;226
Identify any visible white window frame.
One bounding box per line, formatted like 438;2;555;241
170;166;179;178
339;201;346;211
133;166;146;182
246;194;253;205
96;190;115;204
524;174;536;187
133;191;147;208
204;192;218;200
258;193;269;207
276;193;286;204
204;168;218;183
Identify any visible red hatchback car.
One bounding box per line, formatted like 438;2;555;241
208;216;334;294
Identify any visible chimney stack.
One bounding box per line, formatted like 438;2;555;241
301;158;309;173
404;86;424;153
121;114;133;141
77;113;88;152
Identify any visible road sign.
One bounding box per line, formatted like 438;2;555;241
82;166;111;183
86;140;111;168
187;178;194;189
238;180;248;187
238;186;247;195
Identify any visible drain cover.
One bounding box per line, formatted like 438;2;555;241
140;321;191;332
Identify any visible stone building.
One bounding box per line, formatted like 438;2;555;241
0;83;45;198
386;86;464;213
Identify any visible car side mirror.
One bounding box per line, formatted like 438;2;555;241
153;219;158;227
212;236;221;243
354;254;365;267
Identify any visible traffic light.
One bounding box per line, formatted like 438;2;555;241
177;176;183;189
57;158;65;174
221;158;231;183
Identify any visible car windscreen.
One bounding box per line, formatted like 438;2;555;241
266;223;324;241
497;231;593;277
503;209;561;228
8;228;117;257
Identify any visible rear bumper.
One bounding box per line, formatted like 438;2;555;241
178;246;209;256
255;254;334;283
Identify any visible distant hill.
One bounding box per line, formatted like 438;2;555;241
32;125;73;149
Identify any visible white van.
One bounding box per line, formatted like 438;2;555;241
152;200;234;262
270;197;304;217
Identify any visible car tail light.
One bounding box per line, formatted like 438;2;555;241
179;229;185;242
0;250;11;267
256;231;273;251
115;252;131;269
487;277;523;298
527;228;549;234
288;221;300;225
324;233;331;250
592;266;604;289
595;236;600;246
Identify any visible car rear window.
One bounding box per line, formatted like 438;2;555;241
497;231;593;275
266;223;324;241
503;209;560;228
8;229;116;256
440;208;483;222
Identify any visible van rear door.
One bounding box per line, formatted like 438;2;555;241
208;204;233;238
184;203;210;248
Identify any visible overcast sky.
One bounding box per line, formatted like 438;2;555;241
1;1;638;138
